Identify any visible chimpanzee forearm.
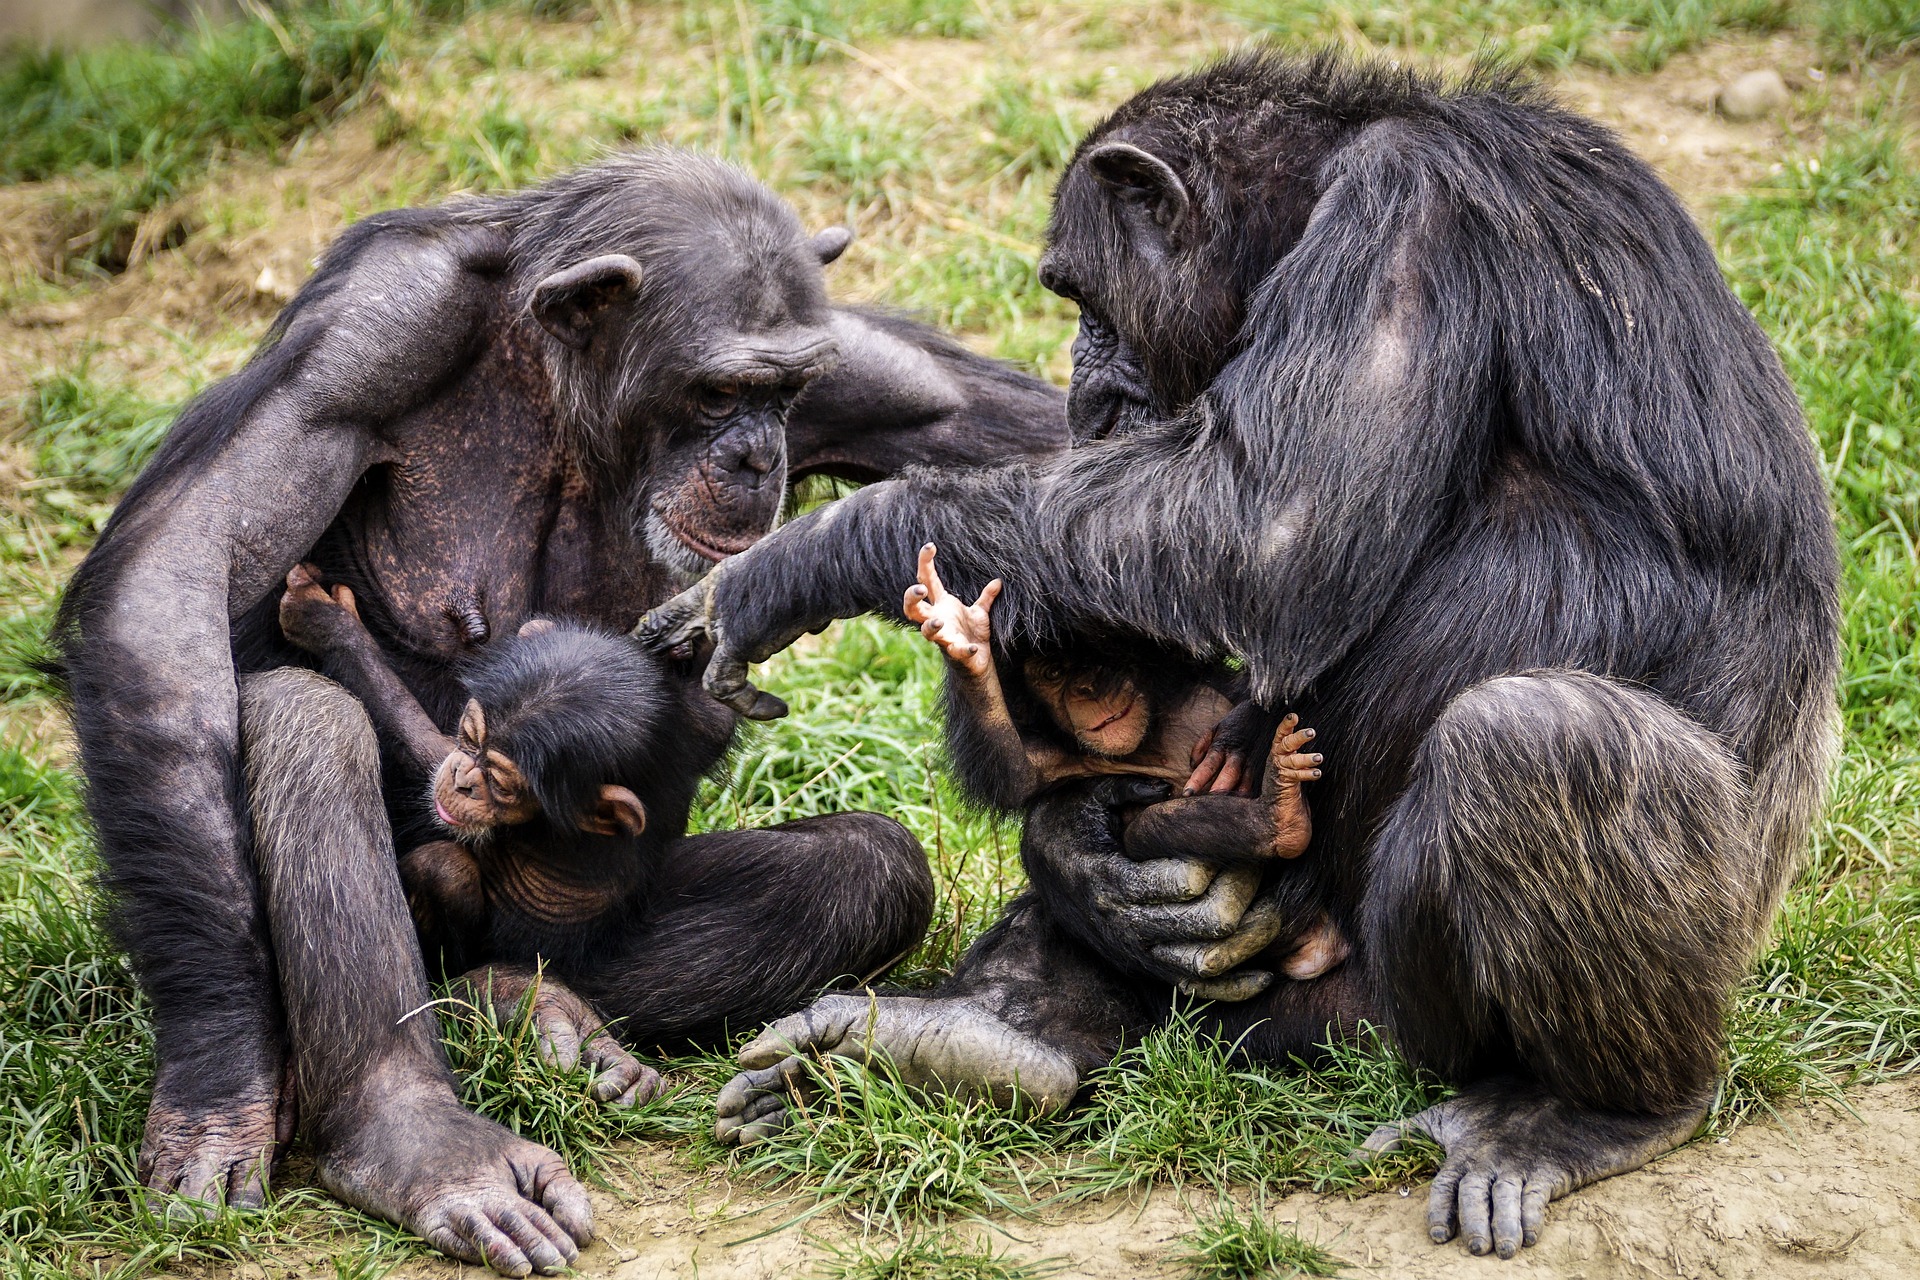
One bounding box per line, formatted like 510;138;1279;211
940;665;1044;810
786;308;1066;483
310;624;453;775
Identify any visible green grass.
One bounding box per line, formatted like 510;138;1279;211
0;0;1917;1274
1175;1201;1347;1280
818;1229;1061;1280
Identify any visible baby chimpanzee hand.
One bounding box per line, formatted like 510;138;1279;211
278;563;364;655
902;543;1002;679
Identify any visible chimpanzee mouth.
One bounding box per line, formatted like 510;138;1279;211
654;511;762;562
1088;702;1135;732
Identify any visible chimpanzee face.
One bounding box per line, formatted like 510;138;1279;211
431;699;542;836
529;224;850;579
1023;656;1154;759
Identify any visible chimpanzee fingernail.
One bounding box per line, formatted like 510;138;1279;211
1313;754;1323;763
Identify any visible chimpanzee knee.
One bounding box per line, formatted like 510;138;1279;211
1363;670;1754;1113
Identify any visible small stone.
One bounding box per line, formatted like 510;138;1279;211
1717;70;1789;121
254;264;297;302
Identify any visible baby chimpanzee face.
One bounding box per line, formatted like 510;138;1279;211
432;699;544;836
1023;656;1153;758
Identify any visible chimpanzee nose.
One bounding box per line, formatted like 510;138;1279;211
715;425;781;490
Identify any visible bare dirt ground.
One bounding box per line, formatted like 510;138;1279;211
357;1081;1920;1280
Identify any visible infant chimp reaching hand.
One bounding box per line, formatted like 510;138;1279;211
903;544;1348;985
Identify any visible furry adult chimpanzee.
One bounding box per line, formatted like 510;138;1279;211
56;148;1062;1273
645;54;1840;1258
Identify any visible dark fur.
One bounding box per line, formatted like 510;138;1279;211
52;145;1058;1226
660;49;1839;1207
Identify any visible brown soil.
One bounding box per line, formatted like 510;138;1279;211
358;1081;1920;1280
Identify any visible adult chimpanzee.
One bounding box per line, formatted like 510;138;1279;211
643;54;1840;1258
57;148;1063;1273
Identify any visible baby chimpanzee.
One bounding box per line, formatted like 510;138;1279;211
277;565;736;1098
903;545;1348;985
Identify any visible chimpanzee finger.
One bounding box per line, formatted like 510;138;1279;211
424;1221;487;1269
607;1065;665;1108
1154;893;1289;977
917;543;945;596
1209;755;1246;795
517;1159;593;1246
535;1018;583;1073
332;583;360;619
1175;969;1275;1002
974;578;1003;612
1112;856;1215;905
718;1057;816;1117
631;583;711;651
704;653;787;720
1491;1172;1525;1258
726;1108;794;1147
450;1205;532;1277
1121;871;1258;944
227;1154;270;1211
1457;1168;1495;1255
1426;1163;1464;1244
492;1206;571;1274
737;996;871;1068
1521;1177;1549;1247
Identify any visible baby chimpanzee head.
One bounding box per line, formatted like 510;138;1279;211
1020;654;1155;758
431;619;673;840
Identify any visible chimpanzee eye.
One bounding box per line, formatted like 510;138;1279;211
698;382;741;417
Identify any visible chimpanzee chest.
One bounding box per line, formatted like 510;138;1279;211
318;326;676;664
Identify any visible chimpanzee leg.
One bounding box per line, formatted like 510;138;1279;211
573;812;935;1047
713;890;1157;1145
1358;670;1756;1258
238;670;591;1275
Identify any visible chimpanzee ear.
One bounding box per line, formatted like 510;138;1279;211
517;618;558;638
586;785;646;838
1085;141;1191;239
458;698;486;747
810;226;853;265
530;254;645;350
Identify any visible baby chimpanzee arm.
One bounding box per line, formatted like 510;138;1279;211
278;565;452;774
904;544;1063;807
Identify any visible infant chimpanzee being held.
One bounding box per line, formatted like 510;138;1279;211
903;545;1348;988
278;566;736;1103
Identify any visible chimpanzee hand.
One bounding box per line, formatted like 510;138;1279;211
634;561;814;721
902;543;1002;677
1359;1078;1707;1259
278;563;364;655
458;966;663;1107
1185;699;1280;796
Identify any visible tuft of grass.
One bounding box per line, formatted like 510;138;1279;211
1175;1201;1347;1280
817;1229;1062;1280
725;1050;1063;1230
1065;1013;1444;1195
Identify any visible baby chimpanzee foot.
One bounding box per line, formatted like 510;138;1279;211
1263;714;1323;858
1359;1078;1707;1259
317;1084;591;1277
713;993;1081;1146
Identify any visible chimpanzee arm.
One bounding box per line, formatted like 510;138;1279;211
642;123;1491;714
786;308;1066;484
55;219;503;1168
279;566;453;775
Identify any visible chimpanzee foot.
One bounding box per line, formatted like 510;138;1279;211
139;1071;287;1214
1359;1078;1707;1259
713;992;1081;1146
318;1091;592;1276
459;966;663;1106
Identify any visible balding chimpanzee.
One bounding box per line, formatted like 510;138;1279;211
56;148;1063;1273
644;54;1839;1259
